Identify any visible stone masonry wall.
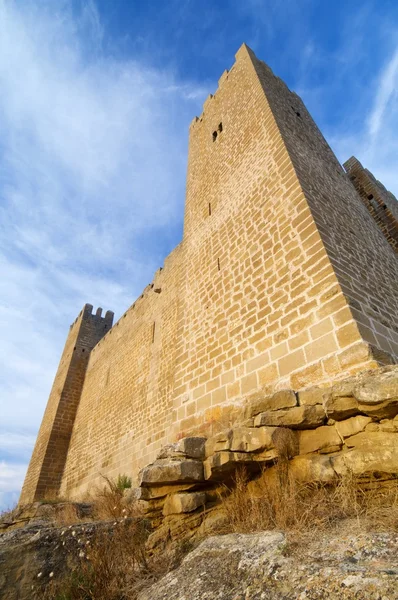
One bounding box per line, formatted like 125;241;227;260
21;44;398;504
344;156;398;253
19;306;113;505
59;246;183;499
248;50;398;360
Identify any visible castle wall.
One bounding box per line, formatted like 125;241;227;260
343;156;398;253
19;305;113;505
249;52;398;362
59;247;183;498
21;44;398;503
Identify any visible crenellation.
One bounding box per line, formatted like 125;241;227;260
20;44;398;506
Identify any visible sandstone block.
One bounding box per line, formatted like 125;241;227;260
344;431;398;450
332;445;398;476
354;370;398;403
357;399;398;420
246;389;297;417
138;483;198;500
139;459;204;487
163;492;207;516
288;454;337;483
204;449;277;481
205;431;231;458
253;405;325;429
229;426;276;453
298;386;330;406
175;437;207;459
335;416;372;439
323;395;359;420
298;426;342;455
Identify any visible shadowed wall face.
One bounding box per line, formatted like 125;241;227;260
19;306;113;505
21;45;398;504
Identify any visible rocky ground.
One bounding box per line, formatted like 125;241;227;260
1;516;397;599
139;525;398;600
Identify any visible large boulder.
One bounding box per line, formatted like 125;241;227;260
163;492;207;516
254;405;325;429
298;426;342;455
335;416;372;439
332;431;398;476
139;459;204;487
246;389;297;417
323;395;359;420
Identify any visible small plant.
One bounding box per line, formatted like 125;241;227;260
116;473;132;491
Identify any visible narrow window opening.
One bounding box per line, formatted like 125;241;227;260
82;348;85;353
367;194;374;200
208;202;212;216
218;122;223;133
296;111;301;117
382;203;387;209
217;258;220;271
152;322;156;343
212;131;217;142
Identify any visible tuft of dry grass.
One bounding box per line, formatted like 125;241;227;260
220;466;398;535
40;517;174;600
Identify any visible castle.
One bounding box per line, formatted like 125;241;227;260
20;44;398;505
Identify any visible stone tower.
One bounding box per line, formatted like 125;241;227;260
20;44;398;505
19;305;113;505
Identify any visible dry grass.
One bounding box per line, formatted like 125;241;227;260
221;466;398;534
40;517;171;600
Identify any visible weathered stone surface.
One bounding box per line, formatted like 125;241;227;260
344;431;398;450
354;370;398;403
229;426;276;453
204;449;277;480
298;426;342;455
204;431;230;458
139;459;204;487
298;386;330;406
254;405;325;429
335;416;372;439
247;389;297;417
163;492;206;516
332;446;398;477
333;431;398;476
175;437;207;459
357;398;398;419
137;483;198;500
288;454;337;482
380;417;398;432
138;532;286;600
323;395;359;420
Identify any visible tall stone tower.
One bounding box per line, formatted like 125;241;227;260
19;305;113;505
20;44;398;505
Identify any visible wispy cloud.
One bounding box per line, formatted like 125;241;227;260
0;0;206;509
368;47;398;139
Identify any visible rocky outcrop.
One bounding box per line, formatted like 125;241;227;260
137;529;398;600
136;366;398;543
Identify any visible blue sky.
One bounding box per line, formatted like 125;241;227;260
0;0;397;511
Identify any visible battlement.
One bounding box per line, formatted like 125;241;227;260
344;156;398;252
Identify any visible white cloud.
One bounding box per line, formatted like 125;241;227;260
368;47;398;139
0;0;206;509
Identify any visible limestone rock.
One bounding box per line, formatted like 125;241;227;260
335;415;372;439
298;386;330;406
323;395;359;420
139;459;204;487
247;389;297;417
298;426;342;455
254;405;325;429
163;492;206;516
344;431;398;450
